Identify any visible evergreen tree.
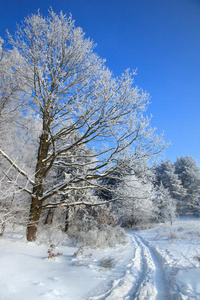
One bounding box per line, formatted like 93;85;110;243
174;156;200;207
154;160;186;201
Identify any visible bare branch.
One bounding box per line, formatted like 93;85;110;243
3;171;32;195
42;197;121;210
0;148;35;185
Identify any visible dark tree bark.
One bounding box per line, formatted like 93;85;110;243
27;196;42;241
26;126;50;241
64;208;69;232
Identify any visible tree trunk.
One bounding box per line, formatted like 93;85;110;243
44;209;54;225
64;208;69;232
0;221;5;237
26;124;50;241
26;196;42;241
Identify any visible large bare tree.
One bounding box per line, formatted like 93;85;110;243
0;9;166;241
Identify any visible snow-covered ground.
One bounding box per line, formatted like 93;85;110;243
0;217;200;300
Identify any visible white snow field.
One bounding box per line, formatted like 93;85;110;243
0;217;200;300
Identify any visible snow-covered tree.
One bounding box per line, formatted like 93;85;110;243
153;183;177;224
174;156;200;208
0;9;165;241
116;172;155;227
154;160;186;201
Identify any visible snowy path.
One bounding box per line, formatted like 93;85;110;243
90;233;170;300
131;234;170;300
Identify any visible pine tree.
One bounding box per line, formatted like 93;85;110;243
154;160;186;201
174;156;200;208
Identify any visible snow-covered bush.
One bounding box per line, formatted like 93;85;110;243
99;257;117;269
36;225;68;246
65;204;126;247
67;223;127;248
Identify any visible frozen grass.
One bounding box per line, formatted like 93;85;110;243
67;224;127;248
156;220;200;241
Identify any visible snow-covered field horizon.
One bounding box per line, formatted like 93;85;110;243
1;217;200;300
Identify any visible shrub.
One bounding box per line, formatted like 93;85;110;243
47;244;63;259
99;257;116;269
67;221;127;248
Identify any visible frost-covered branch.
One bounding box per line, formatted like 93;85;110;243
42;198;121;210
2;171;32;195
0;148;35;185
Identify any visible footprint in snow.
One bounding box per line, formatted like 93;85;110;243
43;289;62;298
33;281;44;286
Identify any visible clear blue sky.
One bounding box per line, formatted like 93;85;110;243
0;0;200;165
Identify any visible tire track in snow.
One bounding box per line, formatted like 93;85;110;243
88;235;142;300
132;234;171;300
104;236;144;300
89;233;171;300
